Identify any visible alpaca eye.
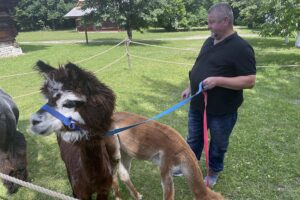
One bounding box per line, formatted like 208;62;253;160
63;101;83;108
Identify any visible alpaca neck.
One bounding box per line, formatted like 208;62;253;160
79;138;112;176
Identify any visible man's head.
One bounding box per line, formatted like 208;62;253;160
207;2;234;40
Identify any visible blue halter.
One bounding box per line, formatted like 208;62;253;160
41;104;81;131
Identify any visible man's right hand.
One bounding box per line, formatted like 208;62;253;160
181;86;191;100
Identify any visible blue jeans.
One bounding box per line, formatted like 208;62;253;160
186;108;238;173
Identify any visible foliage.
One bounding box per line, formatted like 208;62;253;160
231;0;300;37
84;0;160;39
154;0;208;31
14;0;75;31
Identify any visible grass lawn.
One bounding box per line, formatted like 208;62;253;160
16;26;258;42
0;28;299;200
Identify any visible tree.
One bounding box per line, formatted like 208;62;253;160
231;0;300;47
84;0;159;39
153;0;208;31
15;0;75;31
154;0;186;31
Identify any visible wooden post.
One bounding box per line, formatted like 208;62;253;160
125;38;132;69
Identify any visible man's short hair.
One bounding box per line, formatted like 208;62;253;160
208;2;234;24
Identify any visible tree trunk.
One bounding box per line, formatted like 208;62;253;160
85;26;89;45
126;28;132;40
52;20;56;30
296;32;300;48
284;35;289;44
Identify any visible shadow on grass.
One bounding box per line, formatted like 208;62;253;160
19;44;50;54
117;76;189;134
146;27;209;33
256;52;300;66
79;37;168;47
0;195;8;200
246;37;296;49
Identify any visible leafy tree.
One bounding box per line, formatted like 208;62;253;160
154;0;187;31
231;0;300;46
15;0;75;31
84;0;159;39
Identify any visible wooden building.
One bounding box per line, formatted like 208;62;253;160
64;0;120;32
0;0;22;57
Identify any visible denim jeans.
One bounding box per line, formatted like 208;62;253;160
186;107;238;173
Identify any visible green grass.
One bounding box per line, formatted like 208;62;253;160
17;26;258;42
0;28;299;200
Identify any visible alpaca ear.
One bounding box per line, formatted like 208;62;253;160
34;60;56;77
65;62;83;79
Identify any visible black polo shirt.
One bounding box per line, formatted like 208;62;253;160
189;32;256;115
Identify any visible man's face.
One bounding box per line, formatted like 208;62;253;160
208;12;228;40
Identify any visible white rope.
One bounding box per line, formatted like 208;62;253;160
0;172;78;200
0;71;36;80
94;53;127;73
11;54;126;99
256;64;300;68
130;54;194;66
0;40;126;80
13;91;40;99
130;40;199;52
74;39;126;64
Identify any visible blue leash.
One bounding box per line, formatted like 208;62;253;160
106;82;204;136
40;82;204;136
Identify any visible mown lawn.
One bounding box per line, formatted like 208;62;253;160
0;28;299;200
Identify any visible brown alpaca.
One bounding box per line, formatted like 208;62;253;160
113;112;225;200
30;61;120;200
0;89;28;194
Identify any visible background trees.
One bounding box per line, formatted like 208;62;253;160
231;0;299;46
14;0;299;47
15;0;75;31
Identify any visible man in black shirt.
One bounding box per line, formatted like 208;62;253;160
177;3;256;187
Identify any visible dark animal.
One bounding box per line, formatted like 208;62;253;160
30;61;120;200
0;89;28;194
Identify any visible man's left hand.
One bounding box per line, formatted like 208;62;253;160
203;77;219;90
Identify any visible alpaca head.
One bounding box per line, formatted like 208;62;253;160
30;60;116;143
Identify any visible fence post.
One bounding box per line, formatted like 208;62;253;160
125;38;132;69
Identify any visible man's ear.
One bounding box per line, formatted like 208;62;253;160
34;60;56;77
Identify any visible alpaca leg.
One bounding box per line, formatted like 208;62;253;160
112;173;122;200
104;135;122;199
159;160;174;200
119;151;142;200
104;135;121;168
96;192;109;200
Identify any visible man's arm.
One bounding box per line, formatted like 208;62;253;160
203;75;256;90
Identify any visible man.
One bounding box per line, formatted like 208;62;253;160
174;3;256;187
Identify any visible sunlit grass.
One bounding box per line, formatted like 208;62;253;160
0;28;299;200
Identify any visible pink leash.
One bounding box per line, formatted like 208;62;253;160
202;91;210;186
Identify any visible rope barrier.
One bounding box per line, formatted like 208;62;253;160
94;53;127;73
0;172;78;200
0;71;36;80
12;54;127;99
130;40;199;52
0;40;126;80
74;39;126;64
130;54;194;66
13;91;40;99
